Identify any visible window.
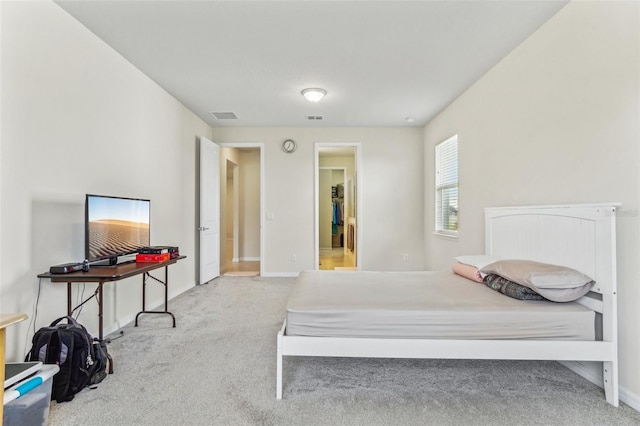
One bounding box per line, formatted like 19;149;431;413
435;135;458;236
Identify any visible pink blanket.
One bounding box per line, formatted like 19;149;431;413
452;262;483;283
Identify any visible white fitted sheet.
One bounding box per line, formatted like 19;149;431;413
285;271;595;340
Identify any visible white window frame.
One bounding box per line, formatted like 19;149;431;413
435;135;459;238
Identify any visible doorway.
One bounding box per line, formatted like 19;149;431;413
219;144;264;276
315;144;361;271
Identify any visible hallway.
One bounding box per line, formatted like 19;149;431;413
224;238;259;276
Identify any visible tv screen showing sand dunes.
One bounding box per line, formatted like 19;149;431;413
86;195;150;261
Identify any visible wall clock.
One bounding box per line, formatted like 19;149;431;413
282;139;297;153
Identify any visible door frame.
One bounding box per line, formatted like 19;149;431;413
314;142;362;270
219;143;265;276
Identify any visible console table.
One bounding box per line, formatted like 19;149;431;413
38;256;185;340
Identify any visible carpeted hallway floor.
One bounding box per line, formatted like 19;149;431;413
47;276;640;425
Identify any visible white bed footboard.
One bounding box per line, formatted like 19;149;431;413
277;204;619;406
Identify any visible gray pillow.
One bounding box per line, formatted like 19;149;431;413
480;259;595;302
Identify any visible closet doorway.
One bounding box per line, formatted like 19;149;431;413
315;144;361;271
219;144;264;276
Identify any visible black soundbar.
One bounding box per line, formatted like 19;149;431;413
49;262;84;274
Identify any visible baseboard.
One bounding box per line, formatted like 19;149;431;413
561;361;640;412
231;257;259;262
101;297;164;338
102;280;199;338
103;313;137;338
620;385;640;412
260;271;300;278
560;360;603;387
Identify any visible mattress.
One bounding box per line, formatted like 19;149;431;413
285;270;595;340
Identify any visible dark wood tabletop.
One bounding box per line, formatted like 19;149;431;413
38;256;186;282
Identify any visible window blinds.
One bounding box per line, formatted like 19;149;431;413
435;135;458;235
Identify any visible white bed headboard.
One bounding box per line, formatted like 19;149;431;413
485;204;618;298
485;204;619;406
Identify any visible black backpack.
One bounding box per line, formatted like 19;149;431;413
25;316;113;402
89;337;114;386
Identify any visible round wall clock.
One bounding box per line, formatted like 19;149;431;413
282;139;297;153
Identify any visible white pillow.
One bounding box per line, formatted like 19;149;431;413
480;259;595;303
480;259;594;289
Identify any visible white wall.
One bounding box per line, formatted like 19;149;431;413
226;165;235;240
211;127;425;273
424;1;640;407
1;1;212;360
238;149;260;260
219;148;241;270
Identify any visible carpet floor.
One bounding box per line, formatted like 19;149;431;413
47;276;640;425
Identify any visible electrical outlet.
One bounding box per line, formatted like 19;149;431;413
403;254;409;261
291;254;297;262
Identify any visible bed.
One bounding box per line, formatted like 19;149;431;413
276;204;619;406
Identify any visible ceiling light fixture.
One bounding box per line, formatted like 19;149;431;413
302;88;327;103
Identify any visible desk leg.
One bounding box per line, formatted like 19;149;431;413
135;266;176;328
135;273;147;327
98;282;104;340
67;282;72;316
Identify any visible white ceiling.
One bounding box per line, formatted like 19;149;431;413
56;1;568;128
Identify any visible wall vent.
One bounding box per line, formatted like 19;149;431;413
306;115;324;121
210;111;238;120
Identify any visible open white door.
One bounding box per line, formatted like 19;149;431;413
199;137;220;284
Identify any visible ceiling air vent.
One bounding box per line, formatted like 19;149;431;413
210;112;238;120
306;115;324;121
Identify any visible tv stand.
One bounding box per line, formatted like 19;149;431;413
38;256;185;339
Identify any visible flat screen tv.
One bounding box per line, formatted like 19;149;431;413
85;194;150;265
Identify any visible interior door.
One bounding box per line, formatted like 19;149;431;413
199;137;220;284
